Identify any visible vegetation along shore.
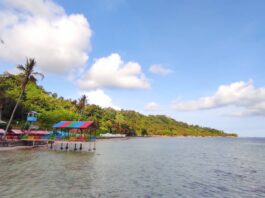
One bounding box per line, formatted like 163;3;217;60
0;68;237;137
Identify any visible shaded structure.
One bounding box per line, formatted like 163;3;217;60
52;121;95;140
51;121;96;152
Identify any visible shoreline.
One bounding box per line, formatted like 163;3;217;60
0;136;240;151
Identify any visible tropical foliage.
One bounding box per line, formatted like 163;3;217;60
0;72;237;137
3;58;44;138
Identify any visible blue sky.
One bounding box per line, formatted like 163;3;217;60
0;0;265;137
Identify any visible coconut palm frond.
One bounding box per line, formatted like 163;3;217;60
26;57;36;65
25;59;35;72
17;64;26;72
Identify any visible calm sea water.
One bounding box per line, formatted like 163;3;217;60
0;137;265;198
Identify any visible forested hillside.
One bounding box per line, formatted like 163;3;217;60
0;73;237;137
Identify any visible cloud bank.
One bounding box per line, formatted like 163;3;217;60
78;53;150;90
0;0;92;74
172;80;265;116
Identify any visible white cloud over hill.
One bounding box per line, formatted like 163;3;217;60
81;89;120;110
0;0;92;74
78;53;150;90
172;80;265;116
145;102;159;111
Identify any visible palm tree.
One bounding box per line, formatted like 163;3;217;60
3;58;44;139
77;95;87;121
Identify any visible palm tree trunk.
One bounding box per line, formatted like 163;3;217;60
3;89;24;140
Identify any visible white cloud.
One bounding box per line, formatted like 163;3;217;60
78;53;150;90
149;64;173;75
0;0;92;74
82;89;120;110
145;102;159;111
172;80;265;116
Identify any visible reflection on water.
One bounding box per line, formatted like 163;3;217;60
1;138;265;198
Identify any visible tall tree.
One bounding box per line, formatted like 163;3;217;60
3;58;44;139
77;95;87;121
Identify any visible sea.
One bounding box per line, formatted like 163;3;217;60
0;137;265;198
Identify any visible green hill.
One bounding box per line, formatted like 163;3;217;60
0;72;237;137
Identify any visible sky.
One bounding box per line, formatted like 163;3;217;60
0;0;265;137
